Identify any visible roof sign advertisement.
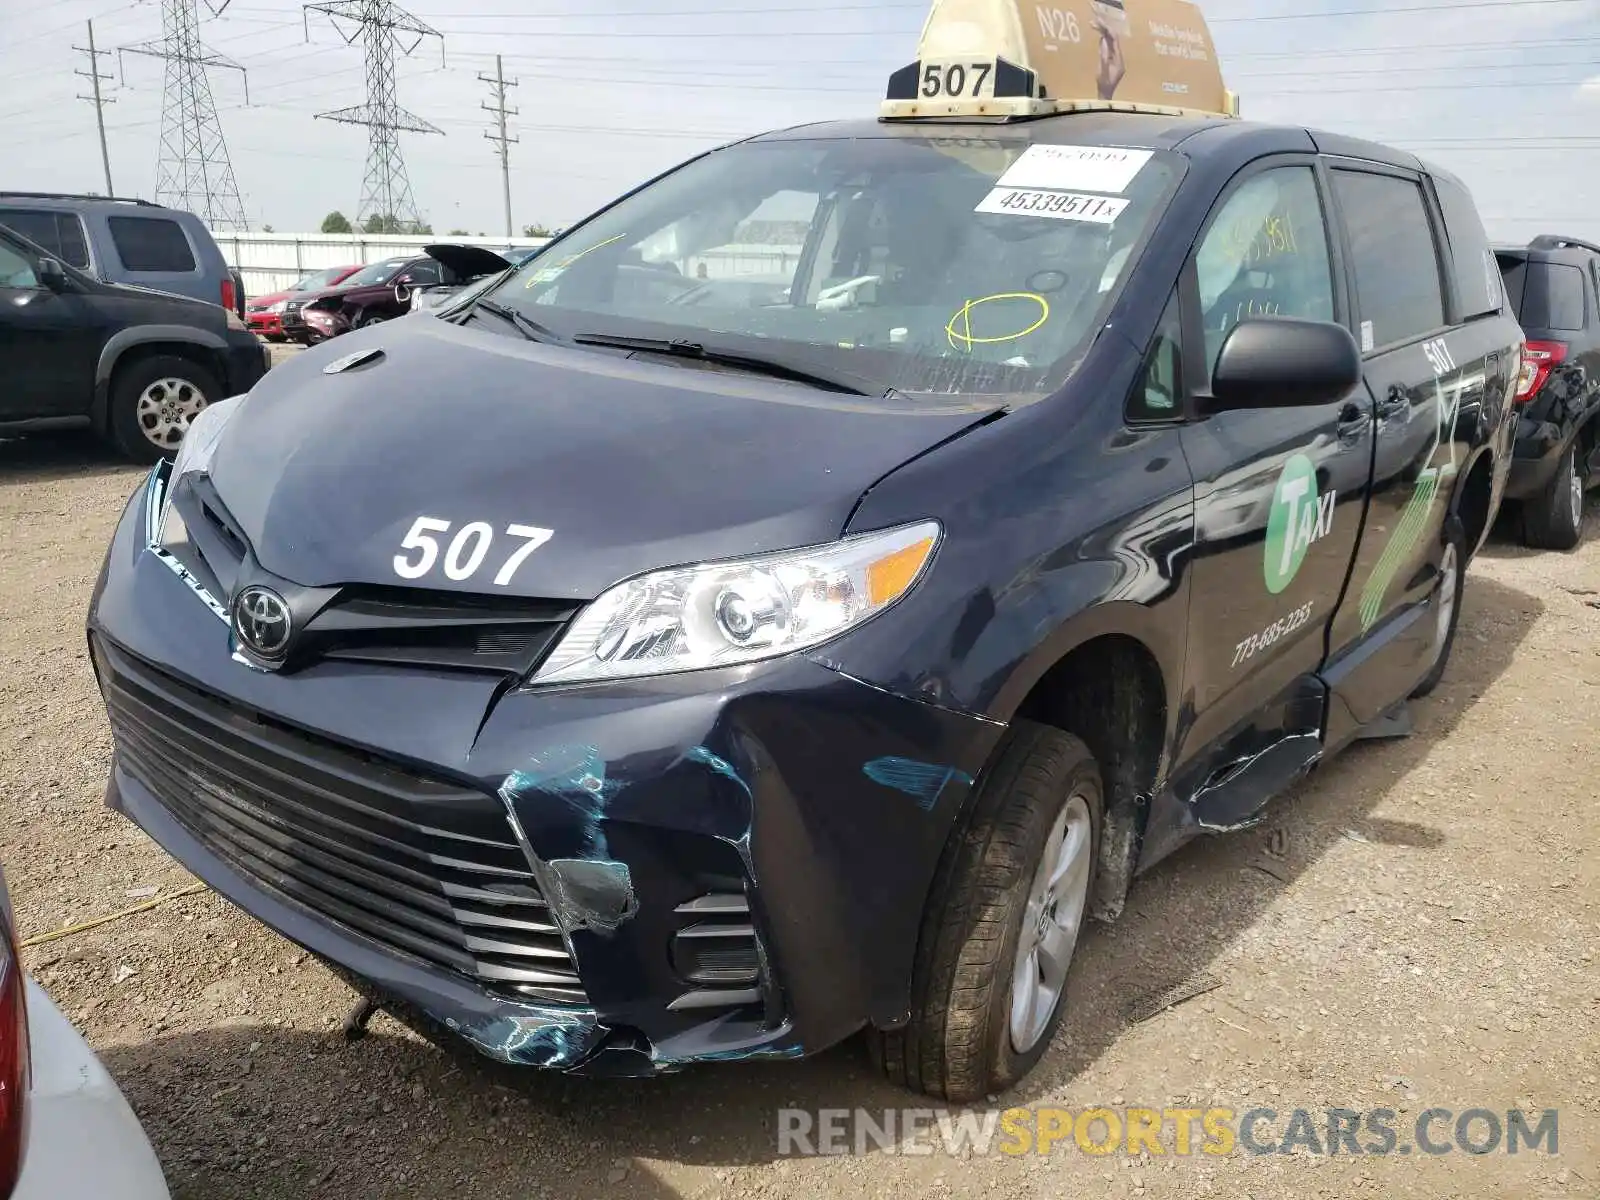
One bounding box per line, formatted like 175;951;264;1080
882;0;1238;122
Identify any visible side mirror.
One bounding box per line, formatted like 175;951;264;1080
37;258;67;292
1205;317;1362;414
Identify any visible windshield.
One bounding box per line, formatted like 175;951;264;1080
343;259;409;288
294;265;352;291
483;135;1179;396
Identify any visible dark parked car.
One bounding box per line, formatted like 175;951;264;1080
281;255;453;343
406;244;518;315
0;192;245;319
87;5;1517;1103
1495;234;1600;549
0;222;268;461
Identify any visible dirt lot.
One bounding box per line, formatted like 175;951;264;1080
1;420;1596;1200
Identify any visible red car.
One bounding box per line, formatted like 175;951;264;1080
245;264;362;341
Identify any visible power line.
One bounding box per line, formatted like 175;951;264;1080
120;0;251;230
305;0;444;233
480;54;518;238
74;19;118;196
1210;0;1592;19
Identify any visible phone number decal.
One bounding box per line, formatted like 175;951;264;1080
1232;601;1316;669
975;187;1129;225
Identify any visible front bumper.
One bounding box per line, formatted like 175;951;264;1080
14;979;171;1200
246;311;283;336
88;482;1004;1075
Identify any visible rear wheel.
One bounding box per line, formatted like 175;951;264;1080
871;721;1102;1102
107;354;221;463
1522;442;1585;551
1412;523;1467;699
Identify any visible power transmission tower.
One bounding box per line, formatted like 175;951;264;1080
75;20;117;197
120;0;250;230
304;0;444;235
480;55;518;238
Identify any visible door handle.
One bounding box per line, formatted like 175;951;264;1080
1337;403;1369;444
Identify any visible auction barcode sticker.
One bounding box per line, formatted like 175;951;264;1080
975;187;1129;224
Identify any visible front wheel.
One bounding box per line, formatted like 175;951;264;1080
107;354;222;463
871;721;1102;1102
1522;441;1586;551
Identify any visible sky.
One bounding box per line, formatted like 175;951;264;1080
1;0;1597;242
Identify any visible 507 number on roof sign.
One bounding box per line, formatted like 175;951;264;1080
919;60;997;100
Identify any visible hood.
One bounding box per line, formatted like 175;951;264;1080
248;289;292;310
424;243;512;277
208;318;1001;600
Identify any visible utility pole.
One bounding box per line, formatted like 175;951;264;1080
75;20;117;196
480;54;518;238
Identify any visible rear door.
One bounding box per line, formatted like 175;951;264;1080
1174;157;1375;783
0;208;94;274
1319;162;1500;736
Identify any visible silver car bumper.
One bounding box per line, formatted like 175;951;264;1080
13;978;170;1200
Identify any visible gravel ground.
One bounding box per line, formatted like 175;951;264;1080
1;405;1596;1199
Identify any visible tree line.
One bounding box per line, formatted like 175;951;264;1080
319;212;558;239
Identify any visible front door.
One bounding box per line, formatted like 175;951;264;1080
0;237;90;421
1174;159;1375;791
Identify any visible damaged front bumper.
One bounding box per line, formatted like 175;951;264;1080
88;483;1006;1076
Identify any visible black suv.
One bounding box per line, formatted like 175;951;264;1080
88;110;1518;1100
0;222;268;462
1496;235;1600;549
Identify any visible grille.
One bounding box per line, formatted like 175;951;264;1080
96;637;586;1005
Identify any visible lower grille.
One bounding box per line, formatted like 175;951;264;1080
668;893;763;1012
95;637;586;1005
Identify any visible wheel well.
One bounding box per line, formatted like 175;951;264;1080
1014;633;1167;922
1455;450;1495;559
100;342;224;431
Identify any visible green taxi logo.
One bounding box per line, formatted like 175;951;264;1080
1264;455;1336;594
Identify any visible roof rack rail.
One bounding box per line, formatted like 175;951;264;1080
0;191;162;208
1528;233;1600;257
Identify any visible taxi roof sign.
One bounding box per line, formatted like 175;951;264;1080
882;0;1239;122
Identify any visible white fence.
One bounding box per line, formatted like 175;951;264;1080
208;232;551;297
209;230;806;299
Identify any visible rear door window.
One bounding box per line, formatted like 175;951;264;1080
1432;175;1501;320
1331;169;1446;350
107;216;197;272
0;209;91;269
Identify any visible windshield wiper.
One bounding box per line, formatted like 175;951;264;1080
572;333;877;397
463;298;564;344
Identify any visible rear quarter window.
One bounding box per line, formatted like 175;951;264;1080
107;216;197;273
1432;175;1501;320
1510;261;1587;332
0;209;91;269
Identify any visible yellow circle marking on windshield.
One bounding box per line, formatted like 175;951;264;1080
946;293;1051;351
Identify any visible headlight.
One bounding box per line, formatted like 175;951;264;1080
269;299;288;313
156;395;245;539
529;520;941;687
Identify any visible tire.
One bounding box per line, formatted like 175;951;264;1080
1411;521;1467;699
1521;441;1585;551
107;353;222;463
354;308;387;330
871;721;1103;1102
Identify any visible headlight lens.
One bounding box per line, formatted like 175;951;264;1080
529;520;941;687
156;395;245;540
269;299;288;313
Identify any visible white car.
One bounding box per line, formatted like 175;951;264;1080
1;870;170;1200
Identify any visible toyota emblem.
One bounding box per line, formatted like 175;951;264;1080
233;586;292;659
